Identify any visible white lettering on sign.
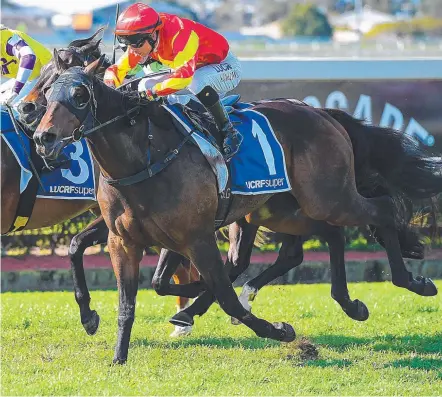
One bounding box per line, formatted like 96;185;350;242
303;91;435;146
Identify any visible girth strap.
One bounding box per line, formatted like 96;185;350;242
102;132;194;186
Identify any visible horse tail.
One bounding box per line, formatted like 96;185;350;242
324;108;442;199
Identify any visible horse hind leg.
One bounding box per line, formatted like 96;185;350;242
289;128;436;297
247;195;369;321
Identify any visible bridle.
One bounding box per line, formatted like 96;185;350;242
47;67;141;145
44;67;193;187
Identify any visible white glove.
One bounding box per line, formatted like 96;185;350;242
0;91;18;106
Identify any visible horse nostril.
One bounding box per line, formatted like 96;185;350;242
42;132;56;145
20;102;36;114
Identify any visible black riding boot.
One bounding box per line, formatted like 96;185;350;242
197;86;243;160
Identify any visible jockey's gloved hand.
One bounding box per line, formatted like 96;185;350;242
139;89;158;101
103;69;118;88
104;78;116;89
137;79;159;101
0;91;18;106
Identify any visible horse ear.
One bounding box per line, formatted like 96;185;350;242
53;48;68;73
68;26;105;48
84;54;107;76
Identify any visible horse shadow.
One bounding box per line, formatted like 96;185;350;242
131;332;441;356
310;333;442;354
131;336;280;350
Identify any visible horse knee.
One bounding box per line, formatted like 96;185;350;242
151;277;168;296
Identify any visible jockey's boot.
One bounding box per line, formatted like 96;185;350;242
197;86;243;161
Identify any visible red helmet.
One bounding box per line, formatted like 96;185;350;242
115;3;163;36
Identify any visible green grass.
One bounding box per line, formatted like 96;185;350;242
2;282;442;396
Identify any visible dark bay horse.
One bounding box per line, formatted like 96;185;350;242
21;44;433;332
17;42;377;337
14;31;200;337
33;57;442;363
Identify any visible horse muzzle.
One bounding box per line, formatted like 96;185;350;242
34;127;64;160
18;101;44;129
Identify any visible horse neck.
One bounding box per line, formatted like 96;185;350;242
85;84;151;180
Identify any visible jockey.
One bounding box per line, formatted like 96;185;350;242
104;2;243;159
0;25;52;107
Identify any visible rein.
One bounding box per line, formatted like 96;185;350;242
61;106;140;143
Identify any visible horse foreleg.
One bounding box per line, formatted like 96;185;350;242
182;234;295;343
169;260;198;337
69;215;108;335
171;219;259;327
108;232;143;365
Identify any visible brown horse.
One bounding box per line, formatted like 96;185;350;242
14;31;199;337
33;57;442;363
20;41;431;335
18;39;370;337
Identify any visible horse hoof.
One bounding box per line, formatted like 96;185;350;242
112;357;127;365
231;316;242;325
412;277;438;296
170;325;192;338
344;300;369;321
170;311;194;327
82;310;100;336
273;322;296;343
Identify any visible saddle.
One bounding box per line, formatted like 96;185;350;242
171;94;243;153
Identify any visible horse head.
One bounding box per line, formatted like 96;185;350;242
33;54;105;160
18;27;109;130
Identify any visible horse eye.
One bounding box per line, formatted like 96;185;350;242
70;85;90;108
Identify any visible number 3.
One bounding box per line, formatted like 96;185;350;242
61;142;89;184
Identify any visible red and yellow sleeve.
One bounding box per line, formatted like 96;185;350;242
104;48;143;87
153;30;199;96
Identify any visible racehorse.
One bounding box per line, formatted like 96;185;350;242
20;46;432;330
12;30;200;337
33;56;442;363
15;38;379;335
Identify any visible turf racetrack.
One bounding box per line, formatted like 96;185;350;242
2;282;441;395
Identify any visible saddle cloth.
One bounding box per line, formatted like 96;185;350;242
1;109;96;200
164;95;292;196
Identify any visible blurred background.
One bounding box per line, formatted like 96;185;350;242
3;0;442;57
2;0;442;291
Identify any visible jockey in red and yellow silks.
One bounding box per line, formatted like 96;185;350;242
104;2;243;159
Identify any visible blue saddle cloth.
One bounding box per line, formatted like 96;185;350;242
165;97;291;195
1;109;96;200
